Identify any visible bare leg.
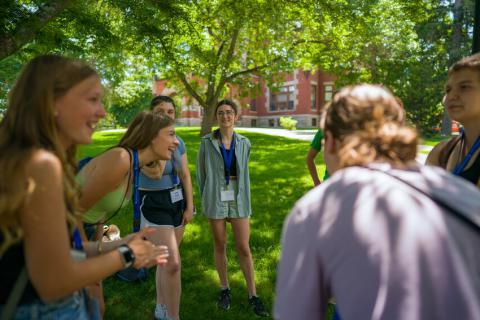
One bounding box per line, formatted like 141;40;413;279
148;227;182;319
209;219;229;288
230;218;256;296
155;227;184;307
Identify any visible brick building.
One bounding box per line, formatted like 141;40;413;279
153;69;335;128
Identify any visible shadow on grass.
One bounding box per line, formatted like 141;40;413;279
79;128;328;320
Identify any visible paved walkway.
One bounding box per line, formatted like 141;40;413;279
237;127;433;164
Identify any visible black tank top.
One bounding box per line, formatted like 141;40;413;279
0;238;40;304
458;151;480;185
221;151;237;178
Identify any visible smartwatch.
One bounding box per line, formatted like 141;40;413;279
117;244;135;268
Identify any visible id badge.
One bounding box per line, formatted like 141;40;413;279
220;187;235;202
170;187;184;203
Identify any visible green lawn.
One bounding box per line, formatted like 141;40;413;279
78;127;330;320
419;134;454;147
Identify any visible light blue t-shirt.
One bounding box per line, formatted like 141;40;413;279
139;136;186;190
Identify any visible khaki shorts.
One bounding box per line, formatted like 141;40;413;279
210;179;247;219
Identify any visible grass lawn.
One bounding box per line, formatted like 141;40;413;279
78;127;331;320
419;134;454;147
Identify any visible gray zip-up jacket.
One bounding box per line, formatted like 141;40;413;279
196;131;252;218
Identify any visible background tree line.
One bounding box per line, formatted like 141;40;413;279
0;0;475;134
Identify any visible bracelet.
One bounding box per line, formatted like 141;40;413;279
97;240;103;255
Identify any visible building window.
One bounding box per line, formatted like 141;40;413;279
270;85;295;111
250;99;256;111
311;85;317;110
251;119;257;127
268;119;275;127
324;84;333;102
312;118;317;127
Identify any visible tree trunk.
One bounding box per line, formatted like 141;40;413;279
473;0;480;53
442;0;464;136
200;103;216;136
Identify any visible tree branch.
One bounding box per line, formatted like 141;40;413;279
0;0;72;60
213;27;240;101
223;38;331;83
177;72;206;107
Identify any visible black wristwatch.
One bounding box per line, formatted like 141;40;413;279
117;244;135;268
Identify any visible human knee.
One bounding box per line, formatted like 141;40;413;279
213;237;227;252
164;252;181;275
235;243;251;258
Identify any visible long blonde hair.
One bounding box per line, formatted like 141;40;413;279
0;55;98;255
324;84;418;169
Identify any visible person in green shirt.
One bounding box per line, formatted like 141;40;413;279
306;129;330;186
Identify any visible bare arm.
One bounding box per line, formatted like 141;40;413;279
22;151;127;301
179;152;194;225
306;148;321;186
21;150;168;302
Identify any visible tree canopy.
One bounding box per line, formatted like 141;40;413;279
0;0;476;134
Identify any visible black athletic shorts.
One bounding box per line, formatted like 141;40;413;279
139;187;185;228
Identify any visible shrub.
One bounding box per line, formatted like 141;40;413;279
279;116;297;130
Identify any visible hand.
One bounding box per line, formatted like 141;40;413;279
182;206;194;226
127;228;169;269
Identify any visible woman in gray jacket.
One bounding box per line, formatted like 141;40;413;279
196;99;268;317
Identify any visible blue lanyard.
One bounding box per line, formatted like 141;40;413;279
219;133;235;185
133;149;140;232
453;132;480;175
72;228;83;250
171;157;180;185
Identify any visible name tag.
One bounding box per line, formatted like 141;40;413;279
71;249;87;261
170;187;184;203
220;188;235;202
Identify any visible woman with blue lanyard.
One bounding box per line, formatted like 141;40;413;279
77;110;179;317
0;55;168;319
196;99;269;317
139;95;194;320
427;53;480;187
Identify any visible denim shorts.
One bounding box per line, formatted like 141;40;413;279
0;290;92;320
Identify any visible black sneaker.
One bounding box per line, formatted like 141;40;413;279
217;288;231;310
248;296;269;317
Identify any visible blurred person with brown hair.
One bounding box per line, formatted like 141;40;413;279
275;84;480;320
